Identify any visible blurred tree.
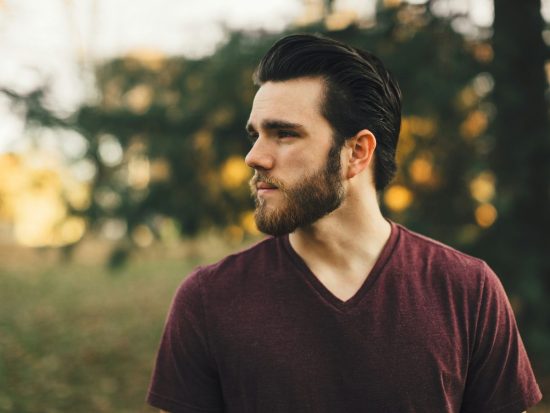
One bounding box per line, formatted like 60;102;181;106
75;34;270;251
482;0;550;367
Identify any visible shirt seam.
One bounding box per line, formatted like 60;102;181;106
396;224;486;267
470;264;487;363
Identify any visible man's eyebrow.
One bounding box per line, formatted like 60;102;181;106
245;119;305;132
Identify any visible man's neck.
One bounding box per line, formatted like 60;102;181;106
288;193;391;302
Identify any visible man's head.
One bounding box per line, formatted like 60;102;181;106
245;34;402;236
254;34;402;191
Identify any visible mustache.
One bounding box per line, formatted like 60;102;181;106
248;172;286;197
249;173;286;191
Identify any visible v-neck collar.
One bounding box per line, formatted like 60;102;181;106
280;221;400;313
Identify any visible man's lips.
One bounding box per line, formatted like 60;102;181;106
256;181;278;190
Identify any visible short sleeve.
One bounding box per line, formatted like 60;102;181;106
461;263;542;413
147;268;223;413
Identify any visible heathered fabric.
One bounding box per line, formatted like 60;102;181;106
147;222;542;412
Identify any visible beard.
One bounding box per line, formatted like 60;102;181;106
249;143;345;236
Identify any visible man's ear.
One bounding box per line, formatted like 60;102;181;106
345;129;376;179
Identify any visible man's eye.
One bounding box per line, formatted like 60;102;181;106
278;130;298;138
247;133;259;143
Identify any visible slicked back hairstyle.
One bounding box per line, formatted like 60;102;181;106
253;34;402;191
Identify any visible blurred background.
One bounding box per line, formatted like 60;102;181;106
0;0;549;412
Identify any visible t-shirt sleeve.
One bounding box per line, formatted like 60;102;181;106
147;267;223;413
461;262;542;413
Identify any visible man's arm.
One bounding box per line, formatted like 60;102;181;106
461;263;541;412
147;268;223;412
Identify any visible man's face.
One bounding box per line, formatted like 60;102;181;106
245;77;345;236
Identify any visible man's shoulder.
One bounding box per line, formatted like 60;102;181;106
392;223;506;308
394;223;492;283
396;223;486;266
178;236;282;298
202;235;280;275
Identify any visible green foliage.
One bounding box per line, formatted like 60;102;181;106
77;33;276;238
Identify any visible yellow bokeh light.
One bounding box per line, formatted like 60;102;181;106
66;183;91;211
407;116;437;139
103;78;124;109
132;224;154;247
128;155;150;189
240;210;259;235
396;116;437;164
325;10;357;31
409;156;433;185
13;191;65;247
384;0;402;8
221;156;251;189
125;49;166;72
150;158;171;183
460;110;488;140
472;43;494;63
469;171;496;203
124;84;154;114
224;225;244;244
1;153;89;247
384;185;413;212
194;130;213;149
456;86;478;111
396;126;415;163
0;154;27;220
475;203;497;228
294;0;324;27
59;217;87;245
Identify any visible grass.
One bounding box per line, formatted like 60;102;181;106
0;257;204;413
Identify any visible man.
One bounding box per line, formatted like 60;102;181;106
147;34;542;412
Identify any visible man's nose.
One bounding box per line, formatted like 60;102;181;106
245;137;274;170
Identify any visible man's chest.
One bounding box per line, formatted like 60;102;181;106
207;285;469;412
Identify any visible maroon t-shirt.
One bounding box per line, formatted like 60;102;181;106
147;222;542;412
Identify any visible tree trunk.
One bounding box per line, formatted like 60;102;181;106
489;0;550;365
